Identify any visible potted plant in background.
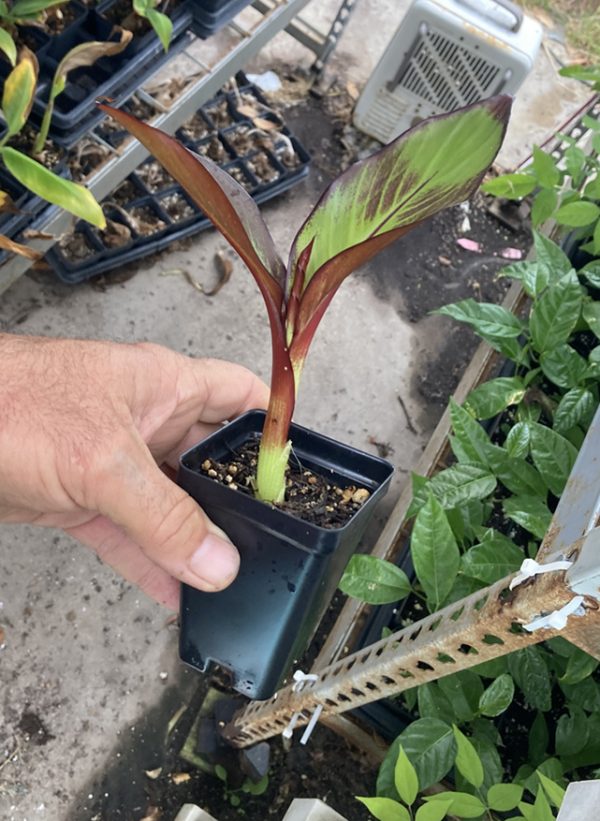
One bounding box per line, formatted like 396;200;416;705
0;46;104;261
0;0;194;263
99;94;511;699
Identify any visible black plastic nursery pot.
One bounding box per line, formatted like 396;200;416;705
177;410;394;700
189;0;253;38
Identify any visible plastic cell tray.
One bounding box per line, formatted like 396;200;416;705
189;0;254;38
45;75;311;283
1;0;193;148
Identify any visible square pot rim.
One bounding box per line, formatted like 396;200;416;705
179;408;395;537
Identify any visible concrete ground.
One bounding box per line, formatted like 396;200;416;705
0;2;593;819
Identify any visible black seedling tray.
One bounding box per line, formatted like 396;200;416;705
45;74;311;283
189;0;253;38
5;0;193;148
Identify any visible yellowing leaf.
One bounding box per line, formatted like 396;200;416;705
0;233;43;260
1;148;105;227
0;190;18;213
50;28;133;103
2;47;38;137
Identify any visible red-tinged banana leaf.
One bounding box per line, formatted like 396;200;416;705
287;96;512;336
97;105;287;315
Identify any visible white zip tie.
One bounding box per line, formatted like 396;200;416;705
509;557;573;590
524;595;585;632
282;670;320;742
300;705;323;745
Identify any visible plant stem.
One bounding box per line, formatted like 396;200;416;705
255;396;292;504
33;99;53;155
255;343;296;504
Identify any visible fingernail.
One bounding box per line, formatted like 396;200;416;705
188;535;240;590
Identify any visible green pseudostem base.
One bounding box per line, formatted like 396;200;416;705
255;438;292;504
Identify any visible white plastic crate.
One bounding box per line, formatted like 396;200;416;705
353;0;543;143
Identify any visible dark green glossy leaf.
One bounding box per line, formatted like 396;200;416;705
528;712;549;766
529;272;583;354
464;376;525;419
583;300;600;339
339;555;411;604
560;677;600;713
554;388;596;435
461;536;523;584
505;422;530;458
540;344;588;388
377;719;455;795
449;399;492;467
417;683;455;725
487;449;548;498
503;495;552;539
508;647;552;711
429;463;496;509
407;472;429;518
479;673;514;717
473;656;508;679
411;495;460;610
555;706;588;756
581;260;600;290
529;422;578;496
533;231;573;281
436;299;523;338
438;672;483;723
560;646;599;685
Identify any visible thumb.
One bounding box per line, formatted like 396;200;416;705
97;437;240;592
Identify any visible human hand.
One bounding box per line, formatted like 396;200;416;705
0;334;269;610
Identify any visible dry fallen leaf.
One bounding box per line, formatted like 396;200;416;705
171;772;191;785
253;116;279;132
0;625;5;645
22;229;56;241
237;103;260;118
0;234;43;260
0;191;18;214
346;80;360;100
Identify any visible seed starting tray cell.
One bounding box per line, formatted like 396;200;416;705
45;76;311;283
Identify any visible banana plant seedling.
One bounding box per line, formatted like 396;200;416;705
1;48;104;260
100;95;511;504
